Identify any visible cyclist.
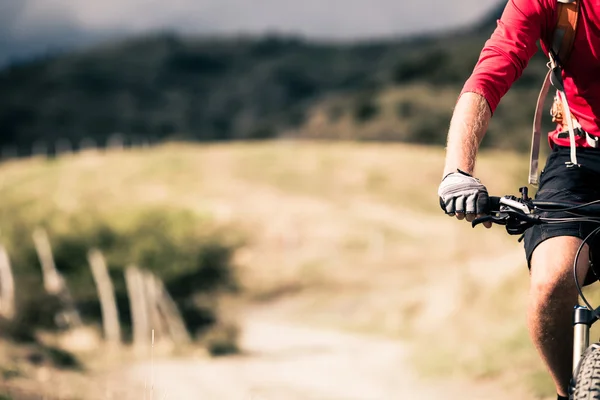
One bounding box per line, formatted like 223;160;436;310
437;1;600;399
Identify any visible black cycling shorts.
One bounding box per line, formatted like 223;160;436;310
523;145;600;286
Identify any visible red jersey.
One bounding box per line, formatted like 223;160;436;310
461;0;600;147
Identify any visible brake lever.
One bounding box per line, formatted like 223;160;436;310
472;213;509;228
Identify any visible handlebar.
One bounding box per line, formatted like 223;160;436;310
472;187;600;235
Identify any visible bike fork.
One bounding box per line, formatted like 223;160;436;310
573;305;593;372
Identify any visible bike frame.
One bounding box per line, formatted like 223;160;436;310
573;305;599;371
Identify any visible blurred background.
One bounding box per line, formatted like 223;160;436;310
0;0;569;399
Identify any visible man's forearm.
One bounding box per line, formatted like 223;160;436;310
443;92;492;177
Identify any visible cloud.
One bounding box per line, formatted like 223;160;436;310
12;0;501;38
0;0;501;64
0;0;127;65
0;1;27;36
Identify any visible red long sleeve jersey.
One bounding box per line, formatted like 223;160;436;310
461;0;600;147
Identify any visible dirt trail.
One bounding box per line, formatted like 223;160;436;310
121;308;527;400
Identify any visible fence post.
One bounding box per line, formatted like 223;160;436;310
32;228;82;328
33;228;62;295
125;266;149;351
0;244;15;320
125;268;191;347
151;273;191;344
143;270;167;340
88;249;121;345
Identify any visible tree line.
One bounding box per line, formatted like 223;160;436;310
0;3;552;152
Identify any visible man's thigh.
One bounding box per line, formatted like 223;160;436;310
530;236;590;290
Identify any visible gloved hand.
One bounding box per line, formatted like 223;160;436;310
438;170;490;218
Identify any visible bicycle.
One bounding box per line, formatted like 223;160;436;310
472;187;600;399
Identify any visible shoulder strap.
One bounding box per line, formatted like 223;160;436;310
528;0;581;185
529;70;553;186
552;0;580;66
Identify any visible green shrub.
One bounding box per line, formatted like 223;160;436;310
202;322;240;356
396;101;416;119
0;207;241;341
406;111;452;145
354;97;380;123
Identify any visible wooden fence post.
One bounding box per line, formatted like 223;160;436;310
33;228;62;295
32;228;82;328
143;270;168;341
125;266;149;350
0;244;15;320
88;249;121;345
125;268;191;347
151;273;191;344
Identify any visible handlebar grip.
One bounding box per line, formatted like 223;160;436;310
489;196;502;213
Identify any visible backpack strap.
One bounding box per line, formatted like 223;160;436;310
529;69;553;186
552;0;580;65
529;0;581;186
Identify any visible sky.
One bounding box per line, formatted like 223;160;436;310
0;0;503;63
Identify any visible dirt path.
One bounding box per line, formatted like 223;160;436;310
121;308;527;400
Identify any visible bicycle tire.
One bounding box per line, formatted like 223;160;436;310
572;343;600;399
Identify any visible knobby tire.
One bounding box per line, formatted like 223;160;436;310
572;344;600;399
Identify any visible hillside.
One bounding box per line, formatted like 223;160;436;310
0;141;561;398
0;2;553;154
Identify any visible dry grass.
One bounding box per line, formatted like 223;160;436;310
0;141;526;290
0;141;554;397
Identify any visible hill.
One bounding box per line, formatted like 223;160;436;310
0;2;551;153
0;141;558;397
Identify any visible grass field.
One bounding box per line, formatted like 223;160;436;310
0;141;567;398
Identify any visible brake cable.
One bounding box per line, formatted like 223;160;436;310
536;199;600;213
574;225;600;318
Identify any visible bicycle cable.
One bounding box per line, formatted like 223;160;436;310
543;218;600;224
536;199;600;213
574;225;600;318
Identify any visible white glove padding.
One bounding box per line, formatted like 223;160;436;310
437;170;490;215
